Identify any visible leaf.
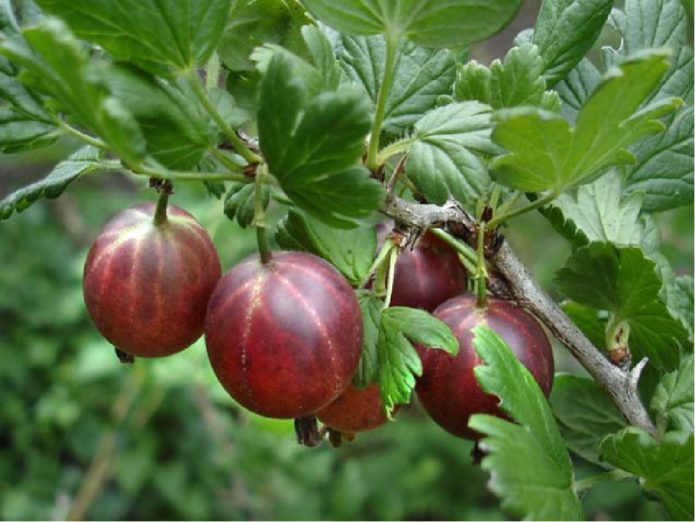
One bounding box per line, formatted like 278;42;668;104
555;242;690;371
377;306;458;412
224;182;268;228
275;208;376;286
546;170;649;248
0;19;146;165
0;106;57;153
623;106;693;212
258;52;383;227
553;58;601;121
35;0;231;77
299;0;522;47
353;290;382;388
218;0;311;72
491;51;681;193
600;428;694;520
104;64;215;170
651;355;694;432
454;44;548;109
550;374;627;466
406;101;495;207
469;326;583;521
336;34;455;141
561;301;607;349
532;0;613;85
0;146;110;220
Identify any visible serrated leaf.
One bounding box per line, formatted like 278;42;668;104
0;146;111;219
0;19;146;165
218;0;311;72
469;325;582;521
600;428;694;520
624;106;693;212
554;58;601;122
0;106;57;152
377;306;457;412
223;182;267;228
36;0;231;77
547;170;649;248
491;51;681;192
555;242;690;370
550;374;627;466
406;101;495;206
336;34;456;140
454;44;548;109
532;0;613;85
104;64;215;170
300;0;522;48
275;208;376;286
258;53;383;227
651;356;694;432
353;290;382;387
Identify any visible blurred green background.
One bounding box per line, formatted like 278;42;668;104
1;1;693;519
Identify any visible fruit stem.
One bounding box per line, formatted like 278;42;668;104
153;180;173;226
475;220;488;309
254;166;272;264
366;33;399;170
383;247;399;309
429;228;478;268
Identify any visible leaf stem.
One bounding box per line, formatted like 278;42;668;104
186;71;261;164
55;118;109;151
359;239;397;288
135;162;250;183
574;470;633;493
383;247;398;309
209;147;247;173
377;136;415;165
475;220;488;308
429;228;478;267
366;34;399;169
254;165;271;264
486;191;558;228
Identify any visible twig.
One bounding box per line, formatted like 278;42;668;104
384;195;657;435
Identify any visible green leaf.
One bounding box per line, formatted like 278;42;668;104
275;208;376;286
554;58;601;121
224;182;268;228
0;19;146;165
651;355;694;432
0;146;110;220
406;101;495;207
353;290;382;388
532;0;613;85
218;0;311;72
104;64;215;170
491;51;681;192
454;44;548;109
258;52;383;227
547;170;650;248
336;34;455;140
624;106;693;212
469;326;583;521
560;301;607;349
300;0;522;47
550;374;627;466
600;428;694;520
555;242;690;371
0;106;57;153
377;306;457;412
35;0;231;77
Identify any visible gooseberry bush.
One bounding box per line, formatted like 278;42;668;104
0;0;693;519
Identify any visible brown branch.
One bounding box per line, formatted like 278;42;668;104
384;195;657;435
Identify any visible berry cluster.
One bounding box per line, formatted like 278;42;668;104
83;203;554;442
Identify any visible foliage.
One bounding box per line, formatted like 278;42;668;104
0;0;692;520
